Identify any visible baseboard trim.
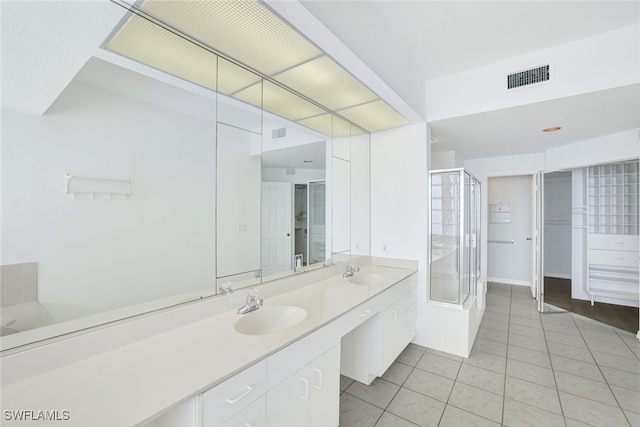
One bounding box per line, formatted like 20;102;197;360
544;273;572;280
487;277;532;287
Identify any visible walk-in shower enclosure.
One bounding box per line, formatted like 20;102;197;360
429;168;481;305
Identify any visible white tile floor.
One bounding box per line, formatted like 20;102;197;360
339;283;640;427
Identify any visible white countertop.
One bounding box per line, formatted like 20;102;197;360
1;262;417;426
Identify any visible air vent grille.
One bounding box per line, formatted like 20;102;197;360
272;127;287;139
507;65;549;89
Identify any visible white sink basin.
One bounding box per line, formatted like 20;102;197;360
234;306;307;335
348;273;385;286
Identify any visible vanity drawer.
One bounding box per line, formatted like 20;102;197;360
378;274;416;311
588;234;639;251
267;320;340;389
202;359;267;426
340;294;380;336
589;249;639;268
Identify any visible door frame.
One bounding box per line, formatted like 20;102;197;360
486;172;544;311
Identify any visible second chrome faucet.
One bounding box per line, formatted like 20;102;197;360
343;262;359;278
237;290;263;314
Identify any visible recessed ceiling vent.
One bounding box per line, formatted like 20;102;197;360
272;127;287;139
507;64;549;89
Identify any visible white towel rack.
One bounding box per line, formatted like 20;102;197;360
64;173;134;199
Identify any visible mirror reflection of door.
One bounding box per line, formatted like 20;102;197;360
308;180;326;265
261;181;293;277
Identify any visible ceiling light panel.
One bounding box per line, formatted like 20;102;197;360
338;100;409;132
332;116;352;138
262;81;326;122
218;57;261;95
296;113;334;137
105;14;217;90
137;0;321;76
275;56;378;111
231;82;262;110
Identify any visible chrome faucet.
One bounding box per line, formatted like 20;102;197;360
237;290;263;314
343;262;360;278
219;281;233;295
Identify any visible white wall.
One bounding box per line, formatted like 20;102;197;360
425;24;640;121
1;82;217;322
370;123;430;343
431;150;457;170
262;168;324;184
544;172;572;279
545;129;640;171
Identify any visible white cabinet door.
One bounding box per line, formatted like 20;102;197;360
267;345;340;427
309;345;340;427
379;304;401;373
220;394;266;427
267;365;311;427
379;284;417;375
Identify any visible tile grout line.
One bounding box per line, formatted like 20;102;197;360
569;313;634;426
500;283;512;427
613;328;640;362
371;346;427;427
539;302;569;426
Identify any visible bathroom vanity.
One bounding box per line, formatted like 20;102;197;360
1;258;417;427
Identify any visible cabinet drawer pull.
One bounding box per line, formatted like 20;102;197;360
397;306;402;319
614;257;625;261
301;378;309;400
359;310;371;317
314;368;322;389
225;385;253;404
392;309;398;323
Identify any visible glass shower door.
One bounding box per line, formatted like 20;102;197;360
429;169;481;306
307;180;326;265
430;170;462;304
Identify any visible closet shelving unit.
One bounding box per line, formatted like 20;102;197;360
586;160;639;305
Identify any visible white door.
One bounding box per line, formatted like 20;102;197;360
487;175;534;287
534;171;545;311
261;181;293;277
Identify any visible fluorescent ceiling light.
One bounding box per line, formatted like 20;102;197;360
138;0;321;76
338;100;409;132
105;0;409;134
218;57;261;95
262;81;326;122
333;116;352;138
297;113;334;137
105;14;217;90
275;55;378;111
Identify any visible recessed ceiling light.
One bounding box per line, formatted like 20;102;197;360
542;127;562;132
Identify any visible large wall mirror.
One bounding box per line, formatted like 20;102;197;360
1;6;370;351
